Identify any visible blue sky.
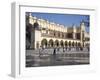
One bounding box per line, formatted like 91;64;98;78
26;12;90;32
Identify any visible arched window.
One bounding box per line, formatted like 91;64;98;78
58;32;60;37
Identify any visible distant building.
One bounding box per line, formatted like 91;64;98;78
26;13;90;49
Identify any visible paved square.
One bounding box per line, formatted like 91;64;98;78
26;48;89;67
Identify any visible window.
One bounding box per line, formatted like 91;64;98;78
67;33;73;38
76;33;80;39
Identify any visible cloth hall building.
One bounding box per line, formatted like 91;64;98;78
26;13;90;50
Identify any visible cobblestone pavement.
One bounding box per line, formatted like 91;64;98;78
26;49;89;67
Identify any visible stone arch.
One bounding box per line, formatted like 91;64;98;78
49;39;54;47
55;40;59;47
69;41;71;47
75;42;78;47
60;40;64;47
41;39;48;48
72;41;74;47
65;41;68;47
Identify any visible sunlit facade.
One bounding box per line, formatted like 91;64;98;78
26;13;90;49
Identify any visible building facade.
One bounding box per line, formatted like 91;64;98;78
26;13;90;50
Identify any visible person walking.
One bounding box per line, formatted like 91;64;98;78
53;48;56;56
52;48;56;64
63;47;65;52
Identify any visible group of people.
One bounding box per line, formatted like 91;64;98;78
52;47;89;58
55;46;89;52
39;46;89;57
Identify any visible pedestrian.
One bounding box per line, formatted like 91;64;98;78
52;48;56;63
53;48;56;56
63;47;65;52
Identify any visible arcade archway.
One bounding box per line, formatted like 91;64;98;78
55;40;59;47
41;39;48;48
49;39;54;47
